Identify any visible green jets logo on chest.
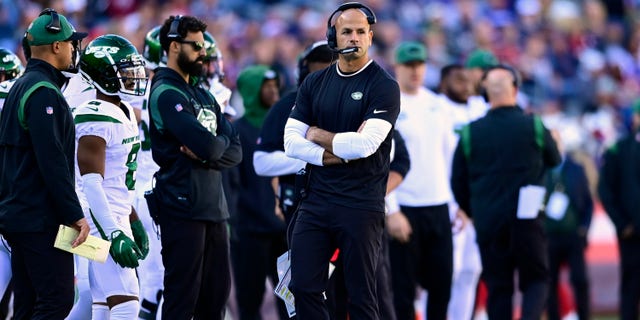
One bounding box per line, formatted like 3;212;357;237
197;108;217;136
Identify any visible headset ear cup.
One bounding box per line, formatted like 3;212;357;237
511;68;521;88
481;87;489;103
167;16;182;39
298;60;309;86
325;2;376;50
22;34;31;60
326;26;336;49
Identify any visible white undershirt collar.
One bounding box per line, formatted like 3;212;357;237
336;59;373;77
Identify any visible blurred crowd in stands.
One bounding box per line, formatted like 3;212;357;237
3;0;640;168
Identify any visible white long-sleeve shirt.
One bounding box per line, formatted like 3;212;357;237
448;95;487;133
395;87;458;207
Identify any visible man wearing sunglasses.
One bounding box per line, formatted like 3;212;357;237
0;8;89;320
148;15;241;319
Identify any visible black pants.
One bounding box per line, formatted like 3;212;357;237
619;236;640;320
327;231;396;320
231;230;289;320
0;280;12;319
159;215;230;320
289;197;384;320
479;219;549;320
5;230;75;320
546;233;590;320
389;204;453;320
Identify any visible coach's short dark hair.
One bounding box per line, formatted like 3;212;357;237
159;15;207;54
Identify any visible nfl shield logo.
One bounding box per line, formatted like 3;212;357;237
175;104;183;112
46;106;53;114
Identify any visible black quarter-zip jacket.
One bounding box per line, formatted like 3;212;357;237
0;59;84;232
148;67;242;222
451;106;561;244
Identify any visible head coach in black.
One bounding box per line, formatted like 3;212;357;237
451;65;561;320
283;2;400;319
0;8;89;319
148;15;242;319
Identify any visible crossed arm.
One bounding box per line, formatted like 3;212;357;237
284;117;392;166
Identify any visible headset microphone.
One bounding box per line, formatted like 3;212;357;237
337;47;358;54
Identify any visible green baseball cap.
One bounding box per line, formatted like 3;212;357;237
395;41;427;64
465;49;498;69
26;9;88;46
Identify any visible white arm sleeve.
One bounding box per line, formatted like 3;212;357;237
284;118;325;166
385;190;400;216
82;173;119;239
253;150;307;177
389;136;396;163
332;118;393;160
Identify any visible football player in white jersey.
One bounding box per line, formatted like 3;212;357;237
136;26;162;190
64;52;98;320
74;34;149;320
0;47;23;319
0;48;24;110
438;64;483;320
133;26;164;320
200;31;236;117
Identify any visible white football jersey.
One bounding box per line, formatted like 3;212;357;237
439;94;484;134
123;90;158;191
0;78;17;112
63;73;96;111
209;78;236;116
464;95;489;124
74;99;140;219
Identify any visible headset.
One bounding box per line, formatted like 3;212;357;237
22;9;63;60
40;8;62;34
325;2;376;50
167;15;183;39
481;64;521;88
